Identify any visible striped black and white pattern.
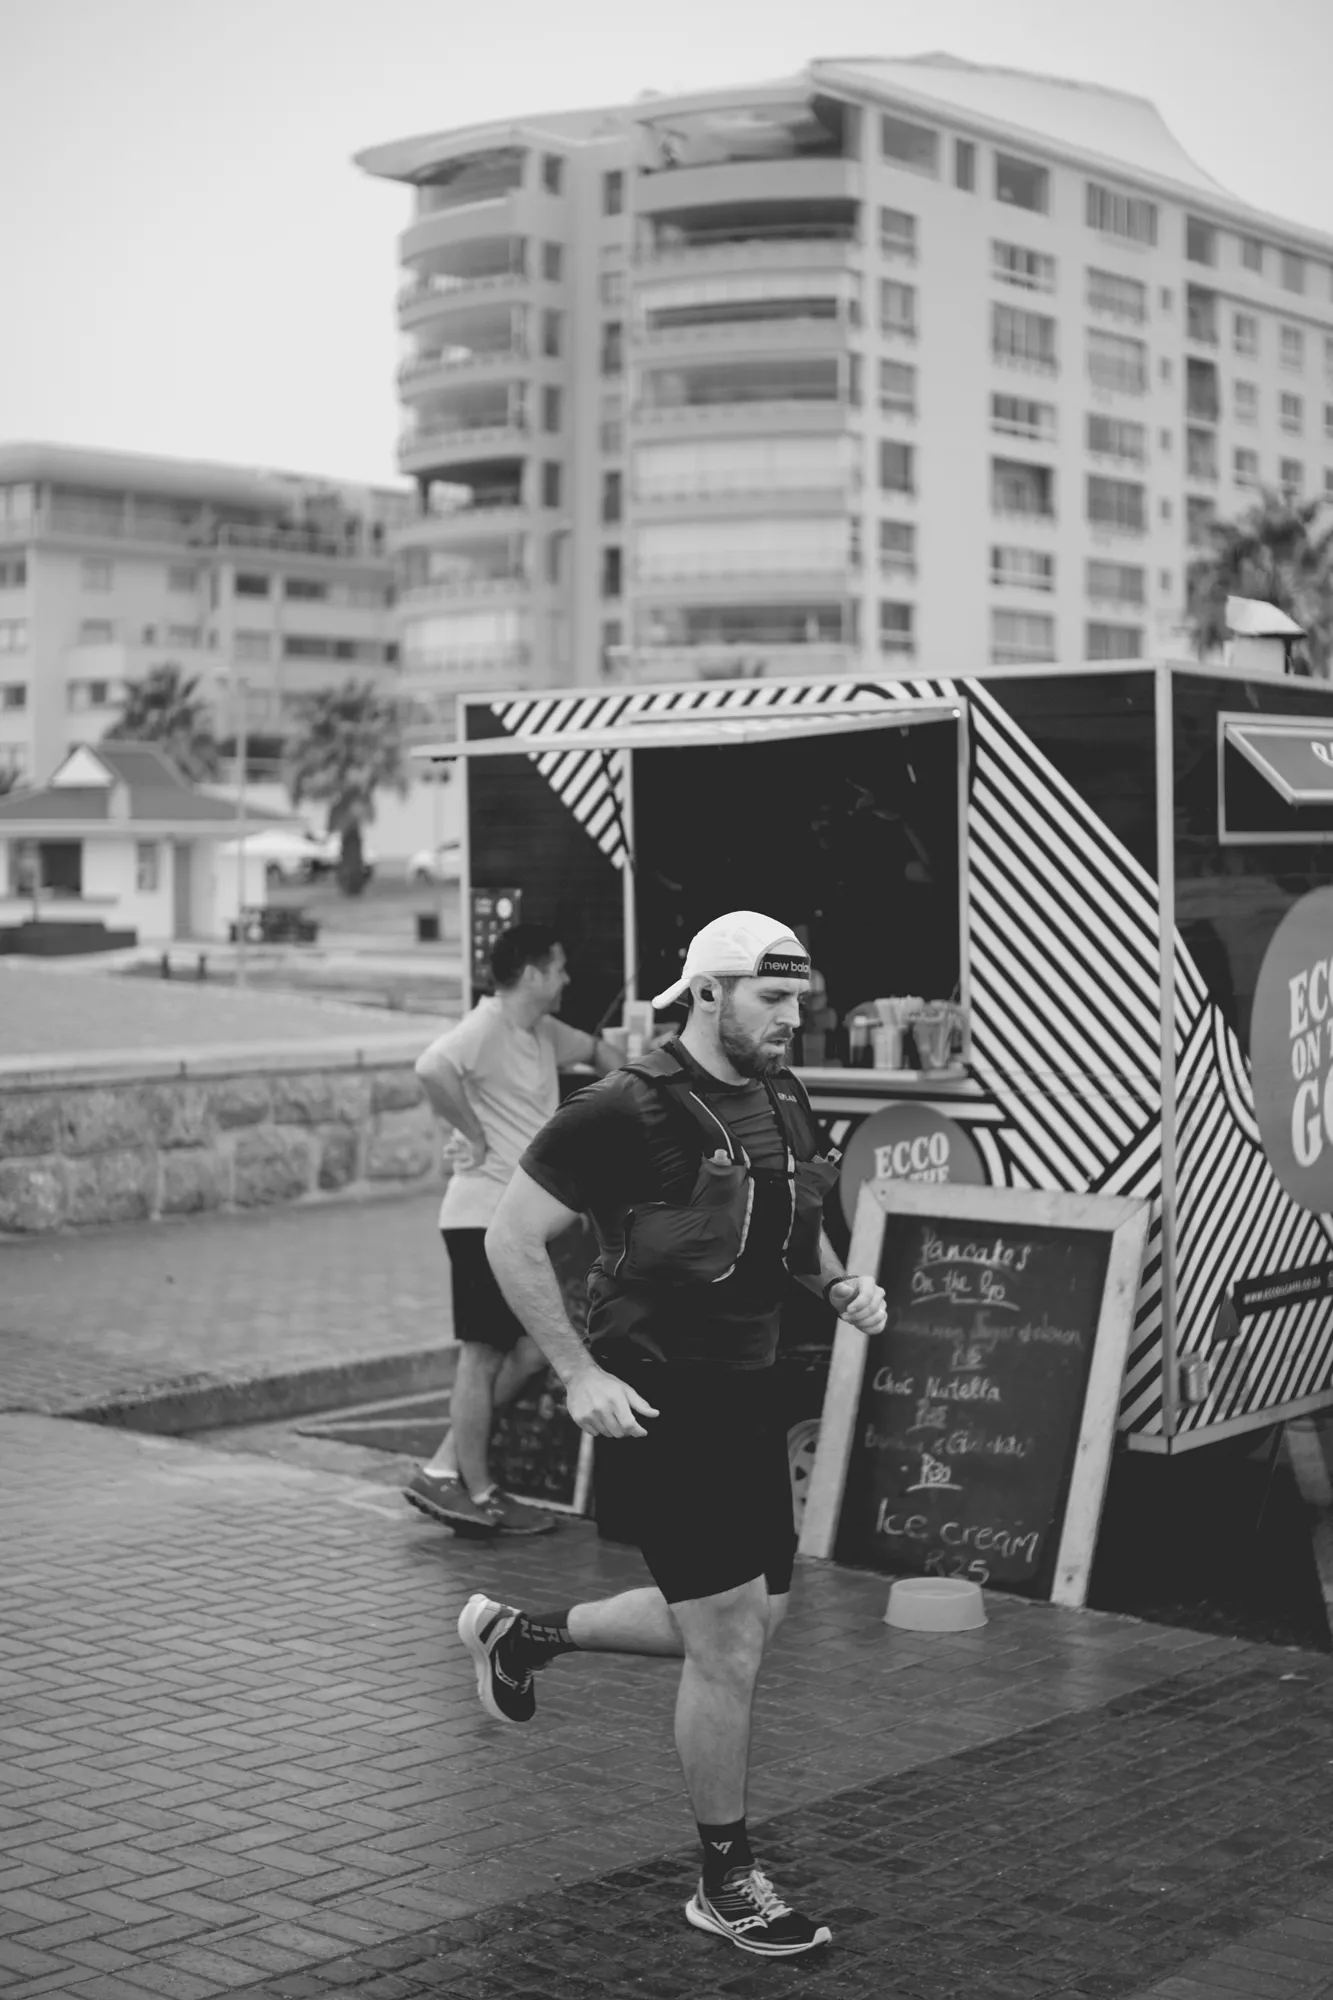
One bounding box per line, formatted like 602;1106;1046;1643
483;676;1333;1439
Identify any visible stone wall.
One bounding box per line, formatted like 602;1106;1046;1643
0;1056;441;1234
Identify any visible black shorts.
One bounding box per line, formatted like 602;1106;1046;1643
442;1229;527;1353
595;1352;797;1606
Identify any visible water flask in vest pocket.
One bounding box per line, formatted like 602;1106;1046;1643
615;1150;754;1285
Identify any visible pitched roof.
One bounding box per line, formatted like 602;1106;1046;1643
0;740;292;833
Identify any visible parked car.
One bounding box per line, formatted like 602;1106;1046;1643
302;831;376;882
222;828;329;886
407;840;461;884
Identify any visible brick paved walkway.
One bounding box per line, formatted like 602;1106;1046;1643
4;1411;1333;2000
0;1191;448;1417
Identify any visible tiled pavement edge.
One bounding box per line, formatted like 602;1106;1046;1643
4;1412;1332;2000
0;1192;449;1422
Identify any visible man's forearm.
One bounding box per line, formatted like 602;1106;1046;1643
796;1228;847;1299
485;1227;595;1387
416;1065;485;1145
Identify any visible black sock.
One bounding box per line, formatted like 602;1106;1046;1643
698;1818;753;1892
518;1609;578;1667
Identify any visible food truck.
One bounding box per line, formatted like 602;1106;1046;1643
420;656;1333;1469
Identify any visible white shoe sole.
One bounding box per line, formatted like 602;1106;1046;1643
457;1593;529;1724
684;1893;831;1956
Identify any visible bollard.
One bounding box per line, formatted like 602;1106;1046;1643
159;952;171;979
196;954;208;981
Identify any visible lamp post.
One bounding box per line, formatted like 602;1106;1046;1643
234;675;248;990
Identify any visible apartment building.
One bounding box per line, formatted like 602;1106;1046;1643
0;444;411;787
357;54;1333;703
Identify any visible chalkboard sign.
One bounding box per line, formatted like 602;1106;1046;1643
799;1180;1149;1606
470;887;522;996
490;1216;593;1513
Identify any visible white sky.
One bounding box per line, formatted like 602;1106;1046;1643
1;0;1329;489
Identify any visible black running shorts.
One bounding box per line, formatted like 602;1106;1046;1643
442;1228;527;1353
595;1350;797;1606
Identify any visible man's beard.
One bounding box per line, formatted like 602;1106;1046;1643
718;998;792;1077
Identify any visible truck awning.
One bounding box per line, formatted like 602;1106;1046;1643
1224;718;1333;804
413;699;960;760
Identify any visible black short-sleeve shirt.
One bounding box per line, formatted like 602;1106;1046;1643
518;1039;812;1368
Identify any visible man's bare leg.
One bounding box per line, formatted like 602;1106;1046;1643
424;1334;549;1486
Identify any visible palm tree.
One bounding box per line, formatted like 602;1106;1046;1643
1187;491;1333;677
105;663;222;778
283;680;408;896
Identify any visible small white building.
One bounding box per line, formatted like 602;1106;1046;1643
0;741;292;950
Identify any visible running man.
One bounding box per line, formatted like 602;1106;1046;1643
406;923;618;1537
457;911;887;1956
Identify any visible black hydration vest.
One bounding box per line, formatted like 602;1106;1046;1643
594;1046;840;1289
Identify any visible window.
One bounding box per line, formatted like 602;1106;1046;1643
77;619;113;644
600;619;622;674
1325;402;1333;439
1281;392;1304;434
603;170;624;217
1086;622;1143;660
1185;285;1218;342
880;114;937;175
879;441;915;495
1088;269;1147;321
166;624;201;647
993;241;1056;292
601;471;622;524
1235;381;1258;423
235;631;272;662
542;242;563;281
1234;448;1260;485
1086;560;1144;606
599;269;624;307
1160;287;1174;312
81;559;112;591
879;207;916;258
1241;236;1264;273
879;521;917;578
1186;428;1218;480
1087;330;1148;394
545;534;564;585
991;546;1055;591
879;602;915;656
1086;414;1146;461
10;840;81;899
1234;313;1259;357
67;678;112;709
880;280;916;336
600;321;623;374
0;682;26;708
543;385;561;432
1086;182;1157;245
0;558;26;589
1326;469;1333;499
954;139;975;191
234;573;269;597
541;309;561;359
992;304;1057;371
542;462;562;508
991;609;1055;663
1281;325;1305;370
1325;334;1333;377
1187;496;1216;546
166;566;197;592
1185;217;1217;265
995;154;1048;213
601;546;622;599
283;577;327;601
1160;428;1173;450
1161;358;1173;383
599;395;623;455
541;154;564;195
1185;357;1220;420
0;618;29;652
992;394;1055;441
1280;251;1305;294
1280;458;1304;493
1087;476;1145;532
879;359;916;415
992;459;1054;517
135;842;160;893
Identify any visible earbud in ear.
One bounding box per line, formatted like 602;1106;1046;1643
700;985;716;1002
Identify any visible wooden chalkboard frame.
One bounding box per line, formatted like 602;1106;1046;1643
798;1179;1150;1606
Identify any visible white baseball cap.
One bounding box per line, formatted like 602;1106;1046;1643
651;910;811;1010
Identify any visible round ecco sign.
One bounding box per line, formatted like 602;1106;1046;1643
1251;886;1333;1212
838;1103;987;1227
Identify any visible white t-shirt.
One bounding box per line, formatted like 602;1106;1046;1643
429;997;594;1229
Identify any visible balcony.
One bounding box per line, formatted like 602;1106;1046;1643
397;575;528;607
632;480;855;519
634;233;858;276
632;311;851;356
635;158;861;215
397;257;529;324
632;399;853;437
398;419;529;476
609;641;858;684
398;343;528;391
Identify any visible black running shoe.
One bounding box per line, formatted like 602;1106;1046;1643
685;1865;832;1956
457;1593;535;1724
